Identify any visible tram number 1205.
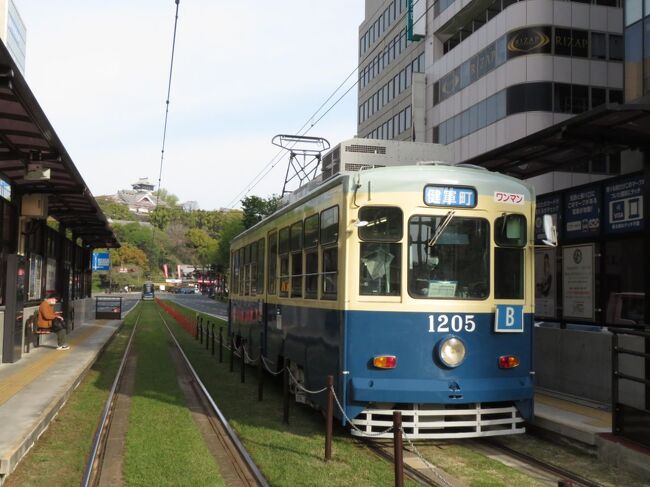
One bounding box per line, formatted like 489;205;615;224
428;314;476;333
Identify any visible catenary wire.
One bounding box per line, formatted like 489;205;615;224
226;0;429;208
151;0;181;251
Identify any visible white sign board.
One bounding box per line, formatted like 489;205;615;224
535;248;557;319
562;244;595;321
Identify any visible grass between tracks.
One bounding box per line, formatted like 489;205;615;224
123;303;224;486
5;310;137;487
160;299;419;487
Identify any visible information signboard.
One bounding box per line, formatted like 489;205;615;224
562;244;595;321
604;174;644;234
535;248;557;319
92;252;111;271
564;185;601;239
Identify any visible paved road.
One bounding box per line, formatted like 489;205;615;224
159;293;229;320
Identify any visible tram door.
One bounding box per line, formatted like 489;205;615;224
2;254;26;363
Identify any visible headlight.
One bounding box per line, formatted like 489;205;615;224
438;337;466;368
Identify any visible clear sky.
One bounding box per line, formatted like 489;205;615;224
17;1;365;209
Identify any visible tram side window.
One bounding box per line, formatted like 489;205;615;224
320;206;339;300
279;227;290;297
250;242;258;295
290;221;303;297
244;245;251;296
358;206;402;296
494;214;526;299
268;232;277;294
408;216;489;299
257;238;265;294
304;214;319;299
232;250;240;295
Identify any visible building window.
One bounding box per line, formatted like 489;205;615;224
625;0;643;26
591;32;607;59
609;34;624;61
591;87;607;108
625;21;643;101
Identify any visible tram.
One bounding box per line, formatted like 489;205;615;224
142;282;155;301
229;162;550;439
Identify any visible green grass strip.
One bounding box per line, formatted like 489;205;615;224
123;302;224;487
5;306;140;487
159;299;419;487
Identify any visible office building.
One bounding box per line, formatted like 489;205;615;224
0;0;26;74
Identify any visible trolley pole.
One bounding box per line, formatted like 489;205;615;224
325;375;334;461
393;411;404;487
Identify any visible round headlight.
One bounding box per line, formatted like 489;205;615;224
438;337;466;368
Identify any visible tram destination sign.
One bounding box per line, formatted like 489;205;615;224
424;185;476;208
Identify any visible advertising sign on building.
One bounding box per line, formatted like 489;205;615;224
506;26;552;58
535;248;557;319
604;174;644;234
564;185;601;239
535;194;561;243
562;244;595;321
92;252;111;271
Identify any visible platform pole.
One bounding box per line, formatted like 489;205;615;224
325;375;334;461
393;411;403;487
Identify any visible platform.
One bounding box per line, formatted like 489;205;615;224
0;317;122;485
533;390;650;480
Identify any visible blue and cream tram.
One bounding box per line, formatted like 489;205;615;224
229;163;539;439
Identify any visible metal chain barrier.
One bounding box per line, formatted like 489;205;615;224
401;427;454;487
287;368;328;395
331;388;394;437
242;345;259;365
260;355;286;376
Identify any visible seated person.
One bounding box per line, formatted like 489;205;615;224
38;293;69;350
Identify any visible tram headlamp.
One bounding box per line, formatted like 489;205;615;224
438;337;466;368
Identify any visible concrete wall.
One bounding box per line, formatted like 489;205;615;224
534;325;612;403
534;326;647;409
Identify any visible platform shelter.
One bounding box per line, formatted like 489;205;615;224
0;41;118;364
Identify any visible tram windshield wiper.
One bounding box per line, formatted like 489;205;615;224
428;210;456;247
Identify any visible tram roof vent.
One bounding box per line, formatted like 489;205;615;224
320;138;453;181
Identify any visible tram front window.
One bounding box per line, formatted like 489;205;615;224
408;216;489;299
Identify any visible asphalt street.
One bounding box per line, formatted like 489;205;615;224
159;293;229;320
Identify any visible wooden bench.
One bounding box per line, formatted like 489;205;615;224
23;310;52;352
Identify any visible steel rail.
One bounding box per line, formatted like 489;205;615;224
360;439;452;487
81;307;143;487
481;439;606;487
157;310;269;487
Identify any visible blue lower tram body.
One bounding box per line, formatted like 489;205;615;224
230;300;534;434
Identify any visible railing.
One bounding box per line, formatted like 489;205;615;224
611;325;650;449
95;296;123;320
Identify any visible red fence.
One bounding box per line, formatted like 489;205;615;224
156;298;195;335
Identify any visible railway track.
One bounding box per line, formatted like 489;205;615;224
361;439;462;487
81;304;268;487
476;438;606;487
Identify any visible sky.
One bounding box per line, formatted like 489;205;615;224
17;1;365;210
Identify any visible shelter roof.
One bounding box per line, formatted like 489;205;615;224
0;42;118;248
463;104;650;179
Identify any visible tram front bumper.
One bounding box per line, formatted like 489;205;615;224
349;376;533;404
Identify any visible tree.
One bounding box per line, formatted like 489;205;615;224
216;214;244;267
96;196;135;221
152;188;179;207
241;195;280;229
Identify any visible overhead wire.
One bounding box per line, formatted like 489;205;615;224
226;0;430;208
152;0;181;248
